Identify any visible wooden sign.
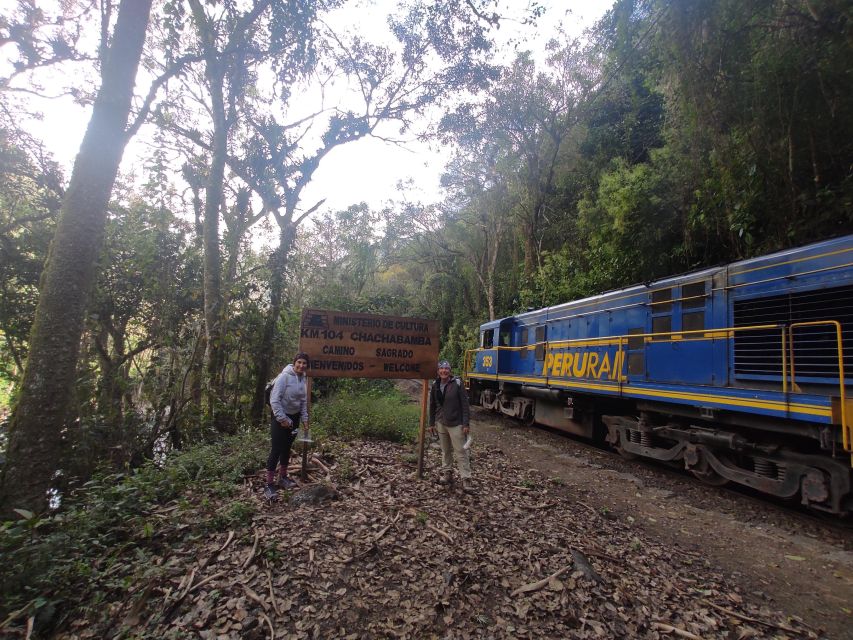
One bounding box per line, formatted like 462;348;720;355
299;309;440;379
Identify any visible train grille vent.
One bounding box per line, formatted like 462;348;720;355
733;284;853;379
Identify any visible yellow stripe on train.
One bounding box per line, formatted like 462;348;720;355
466;373;831;419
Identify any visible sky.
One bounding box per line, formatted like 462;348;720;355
297;0;614;213
12;0;613;220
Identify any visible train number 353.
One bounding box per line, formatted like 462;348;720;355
482;355;494;367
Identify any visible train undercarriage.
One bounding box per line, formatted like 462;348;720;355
472;383;853;515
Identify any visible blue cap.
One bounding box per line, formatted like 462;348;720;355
438;360;451;369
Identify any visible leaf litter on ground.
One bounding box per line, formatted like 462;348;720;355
54;439;823;640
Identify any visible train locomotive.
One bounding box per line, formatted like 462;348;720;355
464;235;853;514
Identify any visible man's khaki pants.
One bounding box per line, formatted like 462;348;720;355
436;420;471;479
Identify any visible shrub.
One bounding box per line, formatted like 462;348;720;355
0;382;417;635
312;379;419;443
0;428;268;633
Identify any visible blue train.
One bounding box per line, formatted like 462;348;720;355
465;235;853;514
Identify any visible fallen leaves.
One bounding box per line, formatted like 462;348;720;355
54;439;822;640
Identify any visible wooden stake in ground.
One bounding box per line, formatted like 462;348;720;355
302;377;312;482
416;379;429;479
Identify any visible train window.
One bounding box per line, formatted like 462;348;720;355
627;328;644;350
519;327;529;359
682;281;706;309
682;310;705;336
628;352;644;375
534;326;546;360
651;288;672;313
626;327;645;376
499;330;510;346
652;315;671;340
482;329;494;348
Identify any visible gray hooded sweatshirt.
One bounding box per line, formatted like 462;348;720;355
270;364;308;423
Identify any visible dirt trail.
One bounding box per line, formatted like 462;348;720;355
463;406;853;638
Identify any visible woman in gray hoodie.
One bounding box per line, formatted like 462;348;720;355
265;352;310;498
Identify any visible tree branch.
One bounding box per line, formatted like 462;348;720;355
293;198;327;227
125;54;206;141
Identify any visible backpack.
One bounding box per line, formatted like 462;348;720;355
452;377;462;410
264;376;278;406
265;372;292;407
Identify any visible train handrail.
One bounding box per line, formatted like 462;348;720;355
462;349;476;388
789;321;850;454
467;323;787;353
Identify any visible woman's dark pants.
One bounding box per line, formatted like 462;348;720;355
267;413;300;474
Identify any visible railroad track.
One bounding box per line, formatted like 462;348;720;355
398;378;852;534
471;406;853;539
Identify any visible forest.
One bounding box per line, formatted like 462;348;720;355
1;0;852;519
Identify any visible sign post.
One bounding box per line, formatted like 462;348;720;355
301;377;312;481
298;309;440;480
416;380;429;479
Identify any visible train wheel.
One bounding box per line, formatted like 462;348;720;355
690;468;728;486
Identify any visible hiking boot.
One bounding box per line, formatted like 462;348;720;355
437;471;453;485
263;484;278;500
462;478;475;493
278;476;298;490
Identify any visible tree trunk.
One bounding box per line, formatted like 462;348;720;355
250;224;296;425
186;0;230;429
523;220;537;278
202;67;227;425
95;320;128;425
0;0;152;517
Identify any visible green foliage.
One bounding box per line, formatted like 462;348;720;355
335;456;356;482
262;540;284;565
312;379;420;444
439;321;479;373
464;0;853;319
519;247;590;310
0;429;267;629
0;127;62;384
577;151;686;287
400;451;418;464
645;0;853;253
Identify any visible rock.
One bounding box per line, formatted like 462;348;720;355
33;601;57;635
290;483;340;506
